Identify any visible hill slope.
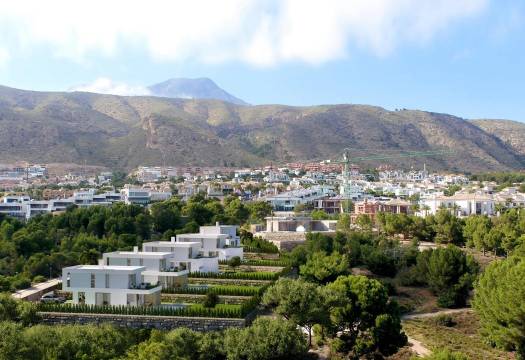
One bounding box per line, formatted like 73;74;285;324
471;119;525;157
0;85;523;172
148;78;248;105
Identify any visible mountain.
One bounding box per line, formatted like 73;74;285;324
148;78;248;105
0;85;524;172
471;119;525;157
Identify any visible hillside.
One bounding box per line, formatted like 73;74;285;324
471;119;525;157
0;85;524;172
148;78;248;105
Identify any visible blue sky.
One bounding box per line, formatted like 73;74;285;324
0;0;523;120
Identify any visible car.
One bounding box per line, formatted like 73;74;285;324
40;292;66;303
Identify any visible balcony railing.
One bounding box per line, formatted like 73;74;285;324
129;282;160;290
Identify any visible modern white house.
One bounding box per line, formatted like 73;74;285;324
418;193;495;217
174;223;243;261
142;240;219;272
62;265;162;306
102;248;189;289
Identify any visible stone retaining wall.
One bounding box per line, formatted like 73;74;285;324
38;312;247;331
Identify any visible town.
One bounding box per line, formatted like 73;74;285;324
1;155;525;359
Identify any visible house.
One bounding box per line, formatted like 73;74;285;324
351;198;412;223
62;265;162;306
419;193;495;217
265;186;335;211
265;216;337;233
102;248;189;289
141;240;219;272
174;223;243;261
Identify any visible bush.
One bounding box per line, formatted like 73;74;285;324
37;302;250;318
189;270;286;281
432;314;456;327
395;266;425;287
165;284;266;297
203;293;219;308
227;256;241;269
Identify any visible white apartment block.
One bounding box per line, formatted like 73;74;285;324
120;186;172;205
102;248;189;289
0;190;122;220
62;265;162;306
142;240;219;273
175;223;243;261
419;193;495;217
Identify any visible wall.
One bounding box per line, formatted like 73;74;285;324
39;312;247;331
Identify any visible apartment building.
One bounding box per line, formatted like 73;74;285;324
174;223;243;261
62;265;162;306
102;248;189;289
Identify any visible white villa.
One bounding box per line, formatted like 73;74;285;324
418;193;495;217
174;223;243;261
141;240;219;273
102;248;189;289
62;265;162;306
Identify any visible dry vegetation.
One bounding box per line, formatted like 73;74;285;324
402;311;514;359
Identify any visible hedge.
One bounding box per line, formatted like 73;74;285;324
189;271;280;281
219;259;290;267
165;284;267;297
37;301;255;318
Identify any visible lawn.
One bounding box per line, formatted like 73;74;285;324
402;311;514;359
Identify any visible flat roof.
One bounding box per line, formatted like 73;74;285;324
65;265;145;272
104;251;172;257
142;241;201;246
176;234;227;238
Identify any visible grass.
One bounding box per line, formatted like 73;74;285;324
402;311;514;359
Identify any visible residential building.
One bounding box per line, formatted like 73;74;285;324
419;193;495;217
62;265;162;306
265;185;335;211
102;248;189;289
174;223;243;261
142;240;219;272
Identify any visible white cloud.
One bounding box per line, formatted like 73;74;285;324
0;48;10;68
0;0;488;67
70;78;151;96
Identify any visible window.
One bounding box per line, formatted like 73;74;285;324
105;274;110;288
139;258;143;266
128;274;136;288
127;258;131;266
90;274;96;288
66;273;71;287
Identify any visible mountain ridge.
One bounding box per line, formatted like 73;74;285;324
147;77;248;105
0;85;523;172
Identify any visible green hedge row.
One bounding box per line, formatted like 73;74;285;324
189;271;280;281
165;284;267;297
37;302;252;318
218;259;290;267
242;245;279;254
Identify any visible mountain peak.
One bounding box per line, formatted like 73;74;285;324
148;77;248;105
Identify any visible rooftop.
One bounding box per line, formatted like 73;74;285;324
65;265;145;272
104;251;173;258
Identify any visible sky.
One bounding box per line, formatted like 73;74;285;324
0;0;524;120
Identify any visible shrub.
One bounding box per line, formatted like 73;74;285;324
189;270;286;281
203;293;219;308
165;284;266;297
432;314;456;327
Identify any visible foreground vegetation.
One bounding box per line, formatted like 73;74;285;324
403;311;511;359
